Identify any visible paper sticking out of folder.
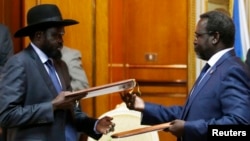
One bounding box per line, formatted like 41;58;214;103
111;122;171;138
65;79;136;100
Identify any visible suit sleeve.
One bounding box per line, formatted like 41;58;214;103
141;102;183;125
184;65;250;139
74;107;102;140
0;56;54;128
0;24;14;71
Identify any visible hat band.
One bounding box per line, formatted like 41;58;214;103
28;16;63;25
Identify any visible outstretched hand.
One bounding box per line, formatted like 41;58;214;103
168;119;185;138
96;116;115;134
120;91;145;111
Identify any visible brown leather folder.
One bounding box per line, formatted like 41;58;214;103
111;122;171;138
65;79;136;100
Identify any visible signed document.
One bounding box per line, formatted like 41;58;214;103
65;79;136;100
111;122;171;138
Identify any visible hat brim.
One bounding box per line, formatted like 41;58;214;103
14;19;79;37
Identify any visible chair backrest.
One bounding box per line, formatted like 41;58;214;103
87;102;159;141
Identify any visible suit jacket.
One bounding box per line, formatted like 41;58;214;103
141;50;250;141
61;46;89;91
0;24;13;72
0;45;101;141
245;49;250;68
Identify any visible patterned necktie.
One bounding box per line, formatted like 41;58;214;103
45;59;62;93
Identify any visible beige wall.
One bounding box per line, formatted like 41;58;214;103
245;0;250;42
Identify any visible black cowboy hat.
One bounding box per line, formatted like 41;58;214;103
14;4;79;37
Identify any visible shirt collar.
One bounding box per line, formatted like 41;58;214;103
207;48;233;67
30;42;49;64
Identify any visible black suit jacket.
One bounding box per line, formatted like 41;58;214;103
0;45;101;141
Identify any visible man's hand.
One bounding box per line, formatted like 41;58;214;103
52;91;77;110
120;91;145;111
96;116;115;134
168;119;185;138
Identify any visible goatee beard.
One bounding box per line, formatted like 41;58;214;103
42;49;62;60
49;50;62;60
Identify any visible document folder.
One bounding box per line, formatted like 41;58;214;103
65;79;136;100
111;122;171;138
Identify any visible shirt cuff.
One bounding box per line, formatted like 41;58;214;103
94;119;101;134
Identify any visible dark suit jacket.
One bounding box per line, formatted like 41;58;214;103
245;49;250;68
0;45;101;141
0;24;13;72
141;50;250;141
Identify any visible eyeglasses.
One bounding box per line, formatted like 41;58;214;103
194;31;212;40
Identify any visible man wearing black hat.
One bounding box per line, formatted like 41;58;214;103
0;4;115;141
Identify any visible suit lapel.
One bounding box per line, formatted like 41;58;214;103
25;45;59;97
181;50;236;119
180;68;215;119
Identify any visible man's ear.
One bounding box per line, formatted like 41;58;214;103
212;39;217;44
212;32;220;45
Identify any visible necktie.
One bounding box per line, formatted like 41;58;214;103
181;63;210;118
45;60;77;141
45;60;62;93
197;63;210;84
189;63;210;97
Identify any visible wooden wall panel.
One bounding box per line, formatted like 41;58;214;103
0;0;23;53
127;68;186;81
124;0;187;65
109;1;189;140
22;0;36;48
108;0;125;64
109;0;188;102
108;0;128;110
94;0;110;117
